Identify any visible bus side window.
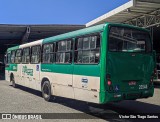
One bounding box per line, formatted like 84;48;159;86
75;35;100;64
42;44;54;63
31;46;41;64
8;53;11;64
15;49;22;64
4;53;11;66
22;48;30;64
6;53;11;64
11;50;16;64
56;40;72;64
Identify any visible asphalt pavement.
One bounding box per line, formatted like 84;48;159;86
0;80;160;122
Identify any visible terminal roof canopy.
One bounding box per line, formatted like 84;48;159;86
0;24;85;45
86;0;160;28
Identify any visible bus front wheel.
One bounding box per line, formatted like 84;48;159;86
42;81;52;102
11;76;17;88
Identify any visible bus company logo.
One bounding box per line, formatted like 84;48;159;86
129;81;136;86
2;114;11;119
1;114;42;120
22;66;33;76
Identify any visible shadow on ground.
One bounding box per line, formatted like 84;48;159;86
154;82;160;89
10;84;160;122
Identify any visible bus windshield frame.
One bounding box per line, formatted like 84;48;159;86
108;26;152;53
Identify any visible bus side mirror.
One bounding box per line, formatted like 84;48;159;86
4;54;9;67
4;54;7;65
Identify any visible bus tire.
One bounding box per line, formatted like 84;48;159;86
42;80;51;102
11;76;17;88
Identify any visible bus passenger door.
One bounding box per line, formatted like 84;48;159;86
21;48;31;87
21;63;40;90
21;64;30;87
4;53;10;82
14;49;23;85
31;64;40;90
29;46;41;90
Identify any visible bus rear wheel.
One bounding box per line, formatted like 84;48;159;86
42;81;52;102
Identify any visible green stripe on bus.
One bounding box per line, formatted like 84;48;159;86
41;64;100;77
5;64;18;71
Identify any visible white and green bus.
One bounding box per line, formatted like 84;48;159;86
5;23;155;104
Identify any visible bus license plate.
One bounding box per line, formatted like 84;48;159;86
139;85;148;89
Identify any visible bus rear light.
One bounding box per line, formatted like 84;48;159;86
107;80;112;86
107;74;112;86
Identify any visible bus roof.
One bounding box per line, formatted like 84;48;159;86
7;45;19;52
43;23;106;44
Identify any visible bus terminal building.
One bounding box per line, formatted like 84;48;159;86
0;0;160;74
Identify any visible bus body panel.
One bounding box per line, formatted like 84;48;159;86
41;64;74;99
41;64;101;103
107;52;154;91
73;64;100;103
40;71;74;99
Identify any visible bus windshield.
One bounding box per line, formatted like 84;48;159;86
109;26;152;53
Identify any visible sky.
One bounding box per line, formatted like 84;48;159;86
0;0;129;25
